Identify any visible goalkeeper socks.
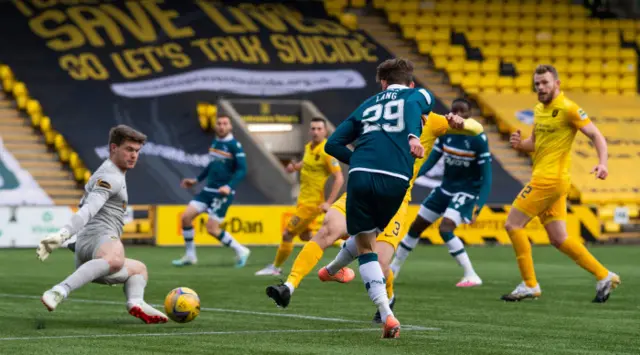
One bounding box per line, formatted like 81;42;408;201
124;274;147;309
358;253;392;322
395;230;421;262
558;237;609;280
274;241;294;268
286;241;324;291
326;237;357;275
508;228;538;288
441;231;476;277
183;227;196;259
215;230;246;255
58;259;111;296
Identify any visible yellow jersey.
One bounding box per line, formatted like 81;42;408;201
298;139;341;205
405;112;485;200
531;92;590;183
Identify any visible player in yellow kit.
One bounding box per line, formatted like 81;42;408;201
255;117;344;276
266;108;484;317
501;65;620;303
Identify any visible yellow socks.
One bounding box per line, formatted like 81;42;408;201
558;237;609;280
286;241;324;289
508;228;538;288
385;269;395;300
274;241;294;268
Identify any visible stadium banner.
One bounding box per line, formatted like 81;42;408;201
478;92;640;203
155;204;602;246
0;137;53;206
0;1;448;205
0;206;73;248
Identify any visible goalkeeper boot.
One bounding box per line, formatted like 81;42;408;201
41;287;66;312
128;301;168;324
172;255;197;267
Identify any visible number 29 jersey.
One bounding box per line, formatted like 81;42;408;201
345;84;434;181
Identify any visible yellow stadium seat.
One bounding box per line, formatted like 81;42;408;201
568;17;586;31
500;45;517;58
619;76;637;91
534;45;552;62
554;4;570;18
83;170;91;185
486;3;503;15
467;16;485;29
585;61;603;76
535;17;553;31
602;19;619;31
553;46;569;60
446;59;464;73
497;77;514;92
619;19;635;31
517;59;535;75
502;31;518;45
566;75;585;91
485;17;502;30
622;30;635;43
139;221;152;234
484;30;501;44
503;17;519;31
463;61;481;74
54;134;66;151
602;77;618;93
482;44;500;60
433;28;451;43
435;2;454;13
123;222;137;234
480;74;498;89
553;30;570;45
74;167;86;182
553;59;569;76
481;59;499;75
2;78;15;93
12;82;27;97
519;30;536;45
568;31;587;45
418;15;438;28
569;45;586;61
384;2;400;12
503;3;519;15
516;46;534;60
468;3;485;14
449;72;464;86
448;46;466;59
199;115;209;131
39;116;51;133
351;0;367;8
401;2;418;12
462;73;480;90
602;31;619;46
604;221;620;233
587;30;605;46
519;3;536;14
433;55;448;70
0;65;12;80
601;46;619;61
602;60;620;75
584;77;601;91
431;44;448;57
619;61;636;76
465;30;484;43
30;113;42;128
570;5;588;18
520;15;536;30
340;13;358;30
418;41;433;55
387;12;401;24
620;48;637;61
59;148;71;163
515;75;531;90
69;152;80;170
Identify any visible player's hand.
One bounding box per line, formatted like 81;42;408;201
218;185;231;195
285;162;296;173
446;113;464;129
590;164;608;180
181;178;197;188
510;130;522;150
319;202;331;212
409;136;424;158
36;228;71;262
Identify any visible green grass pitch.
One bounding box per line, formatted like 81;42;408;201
0;245;638;354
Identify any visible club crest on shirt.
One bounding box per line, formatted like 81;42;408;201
96;179;111;189
552;109;559;117
315;154;320;161
578;108;588;120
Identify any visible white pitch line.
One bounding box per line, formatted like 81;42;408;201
0;328;381;341
0;293;439;331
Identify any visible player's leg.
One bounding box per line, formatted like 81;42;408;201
391;188;448;277
501;181;560;301
256;206;316;276
542;200;620;303
372;240;397;324
172;196;208;266
439;217;481;287
206;193;251;268
266;206;350;308
42;237;125;311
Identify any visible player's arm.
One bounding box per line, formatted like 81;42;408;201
417;138;443;176
227;142;247;189
475;134;493;216
324;156;344;207
37;176;120;261
510;126;535;153
325;117;358;164
571;107;608;179
426;114;484;138
405;99;427;158
196;163;210;183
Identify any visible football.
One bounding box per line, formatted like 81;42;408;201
164;287;201;323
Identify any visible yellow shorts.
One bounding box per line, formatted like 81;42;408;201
330;193;409;250
512;179;570;225
286;204;322;236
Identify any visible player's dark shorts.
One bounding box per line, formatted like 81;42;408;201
190;188;234;222
419;187;478;226
346;171;409;236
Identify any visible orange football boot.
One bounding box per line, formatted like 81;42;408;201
318;267;355;283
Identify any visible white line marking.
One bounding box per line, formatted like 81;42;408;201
0;293;439;332
0;328;382;341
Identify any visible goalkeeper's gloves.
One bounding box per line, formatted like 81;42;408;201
36;228;71;261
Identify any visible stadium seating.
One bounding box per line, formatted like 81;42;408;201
383;0;638;96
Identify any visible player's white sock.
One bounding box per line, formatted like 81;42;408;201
395;230;421;262
358;253;392;322
326;237;357;275
284;281;295;295
217;230;247;255
124;274;146;309
443;232;476;277
57;258;110;296
183;227;196;259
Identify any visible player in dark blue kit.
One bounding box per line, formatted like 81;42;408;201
325;58;432;338
173;116;251;268
390;99;492;287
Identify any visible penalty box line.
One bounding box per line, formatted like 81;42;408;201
0;293;439;332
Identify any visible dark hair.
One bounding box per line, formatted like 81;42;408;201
109;125;147;146
534;64;559;80
376;58;414;86
310;117;326;126
452;98;471;109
